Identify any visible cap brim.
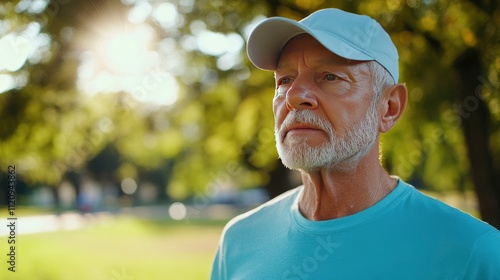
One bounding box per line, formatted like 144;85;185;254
247;18;307;70
247;17;373;71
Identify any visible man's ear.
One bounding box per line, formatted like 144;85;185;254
379;84;408;133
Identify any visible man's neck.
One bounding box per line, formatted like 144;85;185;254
298;149;397;221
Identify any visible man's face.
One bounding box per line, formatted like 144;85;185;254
273;34;380;171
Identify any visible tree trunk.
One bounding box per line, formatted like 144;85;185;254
264;162;295;199
453;48;500;229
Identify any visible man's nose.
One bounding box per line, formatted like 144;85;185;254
285;77;318;110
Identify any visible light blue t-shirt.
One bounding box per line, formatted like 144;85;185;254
211;179;500;279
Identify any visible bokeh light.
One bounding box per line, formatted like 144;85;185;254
121;177;138;195
169;202;187;220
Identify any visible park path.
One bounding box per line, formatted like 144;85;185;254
0;211;115;236
0;204;239;236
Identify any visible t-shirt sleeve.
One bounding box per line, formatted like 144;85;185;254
210;246;221;280
462;229;500;279
210;235;227;280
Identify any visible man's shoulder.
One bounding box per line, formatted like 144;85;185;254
403;182;498;237
222;186;302;234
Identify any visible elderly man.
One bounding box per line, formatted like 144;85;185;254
211;8;500;279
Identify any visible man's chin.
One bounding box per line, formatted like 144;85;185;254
280;158;359;173
277;147;331;171
277;146;364;172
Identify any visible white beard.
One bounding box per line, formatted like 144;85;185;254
275;103;379;172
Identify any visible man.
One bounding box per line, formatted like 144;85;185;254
211;8;500;280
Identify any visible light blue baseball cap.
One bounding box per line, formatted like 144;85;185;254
247;8;399;83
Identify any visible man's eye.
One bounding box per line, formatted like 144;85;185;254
325;73;339;81
280;77;291;85
276;77;291;88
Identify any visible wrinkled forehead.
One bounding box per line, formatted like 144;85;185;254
274;35;373;79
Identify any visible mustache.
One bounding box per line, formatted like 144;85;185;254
277;110;335;139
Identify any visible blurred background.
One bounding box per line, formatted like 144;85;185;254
0;0;498;279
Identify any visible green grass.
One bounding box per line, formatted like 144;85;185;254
0;216;226;280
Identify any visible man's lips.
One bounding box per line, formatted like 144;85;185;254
284;123;325;136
